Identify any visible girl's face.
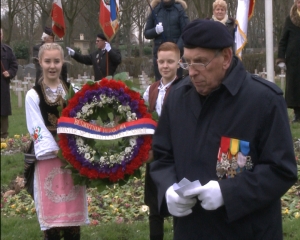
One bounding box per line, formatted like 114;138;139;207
213;5;226;20
39;49;63;82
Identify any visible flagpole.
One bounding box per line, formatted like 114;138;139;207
264;0;274;82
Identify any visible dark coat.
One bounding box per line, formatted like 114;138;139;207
72;48;121;81
1;43;18;116
144;0;189;57
277;5;300;108
33;43;68;86
150;58;297;239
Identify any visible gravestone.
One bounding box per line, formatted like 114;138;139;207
16;65;24;79
24;66;36;79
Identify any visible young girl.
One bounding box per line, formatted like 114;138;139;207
25;43;89;239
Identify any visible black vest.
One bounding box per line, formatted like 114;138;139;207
33;81;68;136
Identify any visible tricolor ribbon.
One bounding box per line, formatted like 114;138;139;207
57;117;157;140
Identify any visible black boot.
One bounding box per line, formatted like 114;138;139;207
63;226;80;240
293;107;300;123
44;228;61;240
149;214;164;240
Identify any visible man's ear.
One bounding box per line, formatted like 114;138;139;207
222;47;233;70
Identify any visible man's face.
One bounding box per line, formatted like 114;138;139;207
45;35;54;43
183;47;230;96
157;50;179;81
297;0;300;11
96;38;106;49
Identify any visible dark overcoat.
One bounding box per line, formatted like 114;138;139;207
144;0;189;57
72;48;121;81
150;58;297;239
1;43;18;116
277;5;300;108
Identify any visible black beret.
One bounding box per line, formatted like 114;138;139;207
44;26;54;36
97;33;107;41
182;19;233;49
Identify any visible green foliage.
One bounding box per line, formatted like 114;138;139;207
143;46;152;56
74;47;82;54
12;41;29;60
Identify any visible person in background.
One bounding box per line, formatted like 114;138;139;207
276;0;300;123
33;26;68;86
25;43;89;240
143;42;183;240
150;19;297;239
1;28;18;139
210;0;236;50
144;0;189;81
66;33;121;81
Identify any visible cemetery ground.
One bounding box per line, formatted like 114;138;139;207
1;78;300;239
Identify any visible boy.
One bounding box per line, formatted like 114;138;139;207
143;42;183;240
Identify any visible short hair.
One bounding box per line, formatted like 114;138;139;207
157;42;180;58
38;43;64;61
213;0;227;10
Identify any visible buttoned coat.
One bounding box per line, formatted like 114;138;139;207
150;58;297;239
1;43;18;116
277;4;300;108
72;48;121;81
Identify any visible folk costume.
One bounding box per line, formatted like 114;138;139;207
144;0;189;80
276;3;300;122
143;77;182;240
25;80;89;238
1;42;18;138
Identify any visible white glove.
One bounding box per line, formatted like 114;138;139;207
165;185;197;217
155;23;164;34
277;62;286;68
184;181;224;210
66;47;75;56
105;42;111;52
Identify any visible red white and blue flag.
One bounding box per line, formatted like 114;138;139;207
235;0;255;59
99;0;120;41
51;0;66;38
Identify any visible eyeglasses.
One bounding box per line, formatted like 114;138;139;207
179;50;221;70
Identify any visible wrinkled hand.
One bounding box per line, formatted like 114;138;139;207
155;23;164;34
105;42;111;52
2;71;10;78
166;185;197;217
184;180;224;210
277;62;286;68
66;47;75;56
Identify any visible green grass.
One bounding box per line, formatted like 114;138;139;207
1;83;300;239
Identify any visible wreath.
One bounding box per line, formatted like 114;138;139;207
57;75;157;190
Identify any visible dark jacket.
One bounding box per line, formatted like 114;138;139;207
150;58;297;239
33;43;68;86
276;4;300;108
1;43;18;116
71;48;121;81
144;0;189;57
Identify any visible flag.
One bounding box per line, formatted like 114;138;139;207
51;0;66;38
99;0;120;42
235;0;255;59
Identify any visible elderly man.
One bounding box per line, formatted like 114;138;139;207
149;19;298;239
1;28;18;139
67;33;121;81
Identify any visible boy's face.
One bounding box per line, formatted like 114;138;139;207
157;50;179;81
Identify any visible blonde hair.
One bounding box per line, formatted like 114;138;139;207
213;0;227;10
38;43;64;60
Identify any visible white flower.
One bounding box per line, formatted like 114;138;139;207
139;205;149;213
129;138;137;147
89;109;93;114
127;117;132;121
125;147;132;153
85;153;91;159
117;105;123;113
90;157;94;162
100;94;106;100
76;138;84;146
98;102;103;107
110;155;115;161
76;112;81;118
82;105;89;113
126;111;132;117
131;113;136;119
100;156;105;162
